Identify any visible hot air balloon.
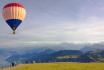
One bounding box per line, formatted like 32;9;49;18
2;3;26;34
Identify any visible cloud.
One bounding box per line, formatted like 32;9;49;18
1;0;104;46
13;16;104;44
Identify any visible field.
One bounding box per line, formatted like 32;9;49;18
2;62;104;70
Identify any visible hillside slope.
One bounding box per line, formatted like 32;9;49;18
2;62;104;70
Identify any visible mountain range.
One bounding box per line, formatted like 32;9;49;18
1;42;104;66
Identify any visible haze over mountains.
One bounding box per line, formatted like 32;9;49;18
0;42;104;66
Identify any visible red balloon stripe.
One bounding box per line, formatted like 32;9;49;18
3;3;25;9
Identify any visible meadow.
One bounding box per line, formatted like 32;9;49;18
2;62;104;70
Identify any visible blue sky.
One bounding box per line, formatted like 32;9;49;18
0;0;104;46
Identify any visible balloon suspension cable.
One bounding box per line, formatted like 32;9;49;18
13;30;16;34
12;27;16;34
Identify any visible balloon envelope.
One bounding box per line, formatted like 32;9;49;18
2;3;26;34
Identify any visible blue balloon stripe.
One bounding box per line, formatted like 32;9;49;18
6;19;22;30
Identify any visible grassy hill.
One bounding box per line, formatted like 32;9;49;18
2;62;104;70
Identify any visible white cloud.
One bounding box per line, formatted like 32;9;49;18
1;0;104;46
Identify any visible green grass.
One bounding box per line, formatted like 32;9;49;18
3;62;104;70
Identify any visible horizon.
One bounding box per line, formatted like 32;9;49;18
1;41;104;50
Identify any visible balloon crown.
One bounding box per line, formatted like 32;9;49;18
3;2;25;9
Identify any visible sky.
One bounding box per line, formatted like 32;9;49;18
0;0;104;46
